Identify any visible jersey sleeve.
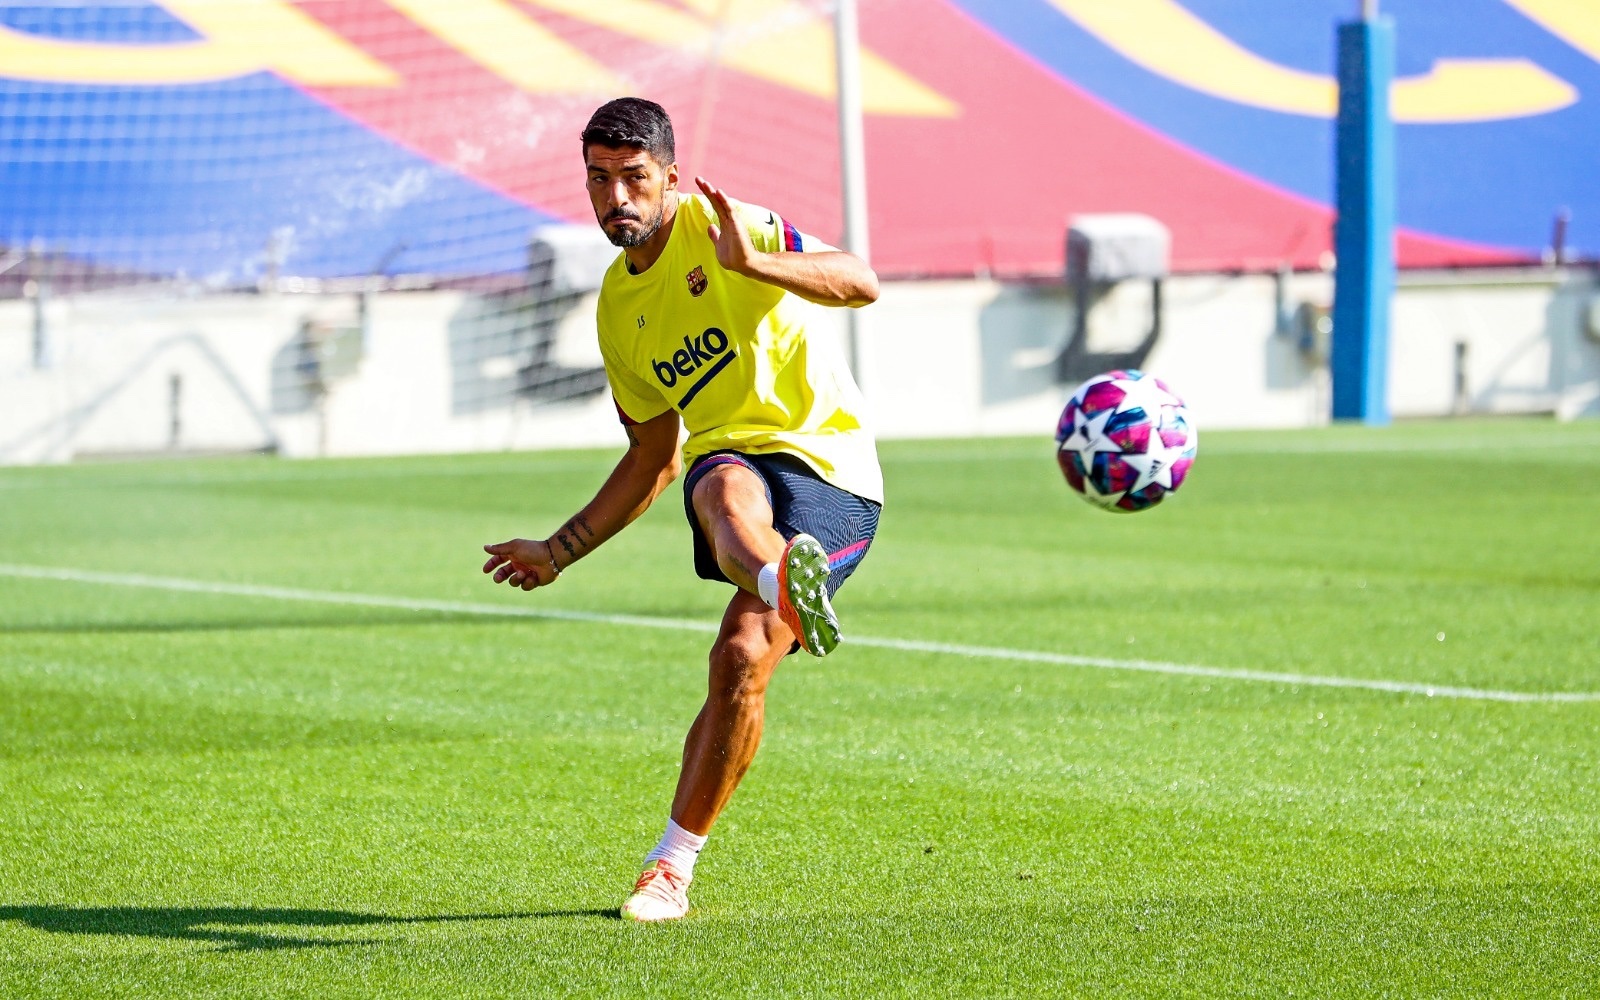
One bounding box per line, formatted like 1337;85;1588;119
596;314;672;425
734;200;838;255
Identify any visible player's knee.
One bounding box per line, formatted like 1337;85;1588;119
707;632;774;706
692;465;763;523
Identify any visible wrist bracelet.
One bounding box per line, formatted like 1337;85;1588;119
543;539;562;577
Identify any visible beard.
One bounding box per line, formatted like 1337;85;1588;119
602;204;664;248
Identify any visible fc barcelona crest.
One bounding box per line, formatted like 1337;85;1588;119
686;265;708;297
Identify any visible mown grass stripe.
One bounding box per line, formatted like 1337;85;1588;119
3;563;1593;705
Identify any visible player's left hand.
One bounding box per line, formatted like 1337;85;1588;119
697;176;758;276
482;538;560;591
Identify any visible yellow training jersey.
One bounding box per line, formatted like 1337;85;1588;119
595;193;883;504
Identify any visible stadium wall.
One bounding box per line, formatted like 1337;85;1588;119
2;270;1597;465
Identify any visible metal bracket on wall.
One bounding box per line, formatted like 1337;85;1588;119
1057;270;1164;385
1056;214;1169;384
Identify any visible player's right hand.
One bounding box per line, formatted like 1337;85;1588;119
696;175;758;277
482;538;559;591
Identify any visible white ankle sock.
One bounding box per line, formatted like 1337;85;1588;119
644;818;707;878
756;562;780;609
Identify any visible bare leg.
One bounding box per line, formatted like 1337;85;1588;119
669;590;793;835
690;463;788;595
666;464;797;836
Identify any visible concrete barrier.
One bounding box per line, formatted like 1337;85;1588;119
3;268;1596;464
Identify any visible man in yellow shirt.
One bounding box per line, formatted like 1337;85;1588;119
481;98;883;922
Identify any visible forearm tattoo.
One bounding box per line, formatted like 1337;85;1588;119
554;532;578;562
550;514;597;568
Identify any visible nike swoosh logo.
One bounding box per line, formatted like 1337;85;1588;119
766;214;776;225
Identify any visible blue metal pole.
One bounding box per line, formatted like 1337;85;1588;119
1331;14;1395;424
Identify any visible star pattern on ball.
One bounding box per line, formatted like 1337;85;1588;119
1110;377;1183;415
1119;436;1180;493
1076;462;1119;507
1107;379;1147;412
1058;406;1120;467
1057;372;1195;512
1148;382;1185;410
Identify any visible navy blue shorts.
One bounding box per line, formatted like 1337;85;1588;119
682;450;881;598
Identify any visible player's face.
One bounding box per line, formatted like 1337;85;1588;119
585;145;678;248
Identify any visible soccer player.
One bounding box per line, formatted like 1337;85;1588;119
481;98;883;922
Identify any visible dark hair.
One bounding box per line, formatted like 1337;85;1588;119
581;97;675;165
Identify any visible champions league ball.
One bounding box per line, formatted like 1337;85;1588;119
1055;370;1196;512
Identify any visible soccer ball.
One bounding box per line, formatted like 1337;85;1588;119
1055;369;1196;512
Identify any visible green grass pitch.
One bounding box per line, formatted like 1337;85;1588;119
2;418;1597;997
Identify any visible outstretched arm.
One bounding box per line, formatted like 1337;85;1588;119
483;407;682;591
697;176;879;308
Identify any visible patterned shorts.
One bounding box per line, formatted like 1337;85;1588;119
681;450;881;598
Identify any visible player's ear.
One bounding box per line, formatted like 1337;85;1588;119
662;160;679;192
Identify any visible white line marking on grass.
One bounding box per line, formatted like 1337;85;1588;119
3;563;1596;705
848;635;1600;703
0;564;712;634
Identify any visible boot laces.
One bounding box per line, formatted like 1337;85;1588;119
634;863;686;901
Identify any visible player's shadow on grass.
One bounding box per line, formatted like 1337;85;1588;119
0;904;619;951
